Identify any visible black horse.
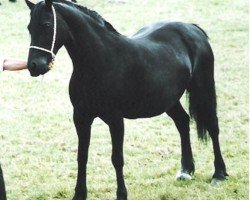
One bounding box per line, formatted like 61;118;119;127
25;0;228;199
0;165;6;200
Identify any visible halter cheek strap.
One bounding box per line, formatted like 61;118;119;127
29;5;57;60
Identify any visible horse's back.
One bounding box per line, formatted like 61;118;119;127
131;21;168;39
132;21;208;42
131;21;213;77
131;21;211;59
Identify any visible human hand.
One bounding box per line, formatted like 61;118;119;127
0;58;4;72
48;61;54;70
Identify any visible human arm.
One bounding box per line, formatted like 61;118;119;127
1;58;28;71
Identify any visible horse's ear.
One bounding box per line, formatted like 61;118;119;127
25;0;35;10
45;0;53;8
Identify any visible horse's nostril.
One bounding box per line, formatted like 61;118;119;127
30;62;37;71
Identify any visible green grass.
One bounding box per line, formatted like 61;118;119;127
0;0;248;199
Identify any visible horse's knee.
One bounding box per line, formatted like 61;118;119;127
111;153;124;168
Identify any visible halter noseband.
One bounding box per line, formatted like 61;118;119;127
29;5;57;60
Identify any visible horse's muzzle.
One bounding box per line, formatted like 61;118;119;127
28;60;50;77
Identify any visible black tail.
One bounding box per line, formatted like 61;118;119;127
188;36;217;142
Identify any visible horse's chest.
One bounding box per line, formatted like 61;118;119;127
69;75;102;112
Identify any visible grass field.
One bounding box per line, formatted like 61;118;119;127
0;0;248;199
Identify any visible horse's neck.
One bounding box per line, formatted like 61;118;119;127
58;5;112;72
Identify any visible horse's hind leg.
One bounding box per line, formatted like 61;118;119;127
207;116;228;185
100;114;127;200
167;101;195;180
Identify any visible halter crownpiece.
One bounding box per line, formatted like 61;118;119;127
29;5;57;62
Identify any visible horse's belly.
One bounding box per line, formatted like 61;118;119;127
123;109;165;119
115;94;179;119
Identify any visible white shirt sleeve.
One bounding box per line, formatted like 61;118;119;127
0;56;3;72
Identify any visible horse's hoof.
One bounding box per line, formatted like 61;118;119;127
211;171;228;186
72;198;84;200
211;177;227;186
72;195;86;200
116;192;127;200
211;170;229;186
117;197;127;200
72;198;85;200
176;171;192;181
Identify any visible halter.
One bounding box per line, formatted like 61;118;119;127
0;5;58;111
29;5;57;60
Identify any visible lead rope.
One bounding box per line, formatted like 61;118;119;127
0;75;45;111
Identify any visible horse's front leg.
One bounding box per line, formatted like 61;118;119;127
101;114;127;200
72;110;94;200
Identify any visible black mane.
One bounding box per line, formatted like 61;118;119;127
54;0;120;35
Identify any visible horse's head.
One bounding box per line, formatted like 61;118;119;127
25;0;67;77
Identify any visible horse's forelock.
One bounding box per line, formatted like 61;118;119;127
29;1;54;29
45;0;53;7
